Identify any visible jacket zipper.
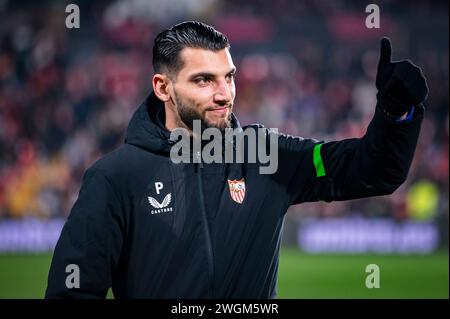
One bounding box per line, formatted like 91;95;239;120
196;151;214;297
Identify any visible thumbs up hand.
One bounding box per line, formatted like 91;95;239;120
376;37;429;117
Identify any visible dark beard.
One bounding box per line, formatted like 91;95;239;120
174;91;232;132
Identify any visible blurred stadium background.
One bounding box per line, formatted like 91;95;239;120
0;0;448;298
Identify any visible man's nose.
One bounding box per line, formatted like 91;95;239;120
213;79;232;105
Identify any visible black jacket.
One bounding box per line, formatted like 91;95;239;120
45;92;424;298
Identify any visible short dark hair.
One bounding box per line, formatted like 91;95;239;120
152;21;230;77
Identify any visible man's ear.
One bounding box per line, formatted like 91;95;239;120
152;73;172;102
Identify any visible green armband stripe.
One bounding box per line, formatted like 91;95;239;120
313;143;326;177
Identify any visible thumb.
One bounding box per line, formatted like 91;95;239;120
379;37;392;67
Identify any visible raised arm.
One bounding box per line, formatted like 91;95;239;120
277;38;428;205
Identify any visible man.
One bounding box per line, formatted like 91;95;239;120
46;21;428;298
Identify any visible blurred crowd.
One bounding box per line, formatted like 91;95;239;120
0;0;448;237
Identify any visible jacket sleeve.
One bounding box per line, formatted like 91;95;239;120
45;168;124;299
276;105;424;205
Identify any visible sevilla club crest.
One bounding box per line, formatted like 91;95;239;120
228;178;246;204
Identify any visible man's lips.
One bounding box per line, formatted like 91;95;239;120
207;106;229;114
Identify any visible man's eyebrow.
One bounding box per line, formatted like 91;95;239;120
188;67;237;80
188;72;215;80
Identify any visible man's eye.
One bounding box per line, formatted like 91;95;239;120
195;78;209;84
227;73;236;81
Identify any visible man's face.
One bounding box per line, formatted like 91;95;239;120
170;47;236;131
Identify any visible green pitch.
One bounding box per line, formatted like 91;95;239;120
277;248;448;298
0;248;447;298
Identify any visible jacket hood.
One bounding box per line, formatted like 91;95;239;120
125;92;241;155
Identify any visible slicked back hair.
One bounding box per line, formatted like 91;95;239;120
152;21;230;79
